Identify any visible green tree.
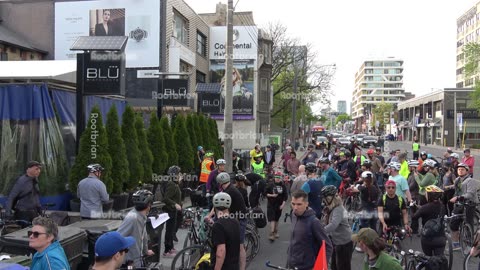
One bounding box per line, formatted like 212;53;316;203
208;118;223;159
121;106;143;190
463;42;480;111
198;115;211;151
148;113;168;174
373;102;394;132
135;115;153;184
336;113;352;124
173;114;194;172
186;114;198;166
69;106;113;194
193;114;204;149
160;117;178;167
106;105;129;194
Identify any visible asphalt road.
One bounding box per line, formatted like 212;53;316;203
164;140;479;269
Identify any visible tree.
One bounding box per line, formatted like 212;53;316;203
267;22;335;129
135;115;153;184
373;102;394;132
186;114;198;166
121;106;143;190
160;117;178;167
336;113;352;124
198;115;210;151
173;114;194;172
208;118;223;159
148;113;168;174
69;106;113;194
463;42;480;112
193;114;204;149
106;105;129;194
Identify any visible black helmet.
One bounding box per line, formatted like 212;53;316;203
363;159;372;167
344;150;352;158
132;189;154;208
420;151;427;156
321;185;337;197
235;172;246;182
318;157;330;164
305;162;317;173
87;164;104;173
168;165;181;175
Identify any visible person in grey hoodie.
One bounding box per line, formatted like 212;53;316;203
321;185;353;270
287;190;332;270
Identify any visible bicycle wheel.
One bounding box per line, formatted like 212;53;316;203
406;260;416;270
460;223;475;256
244;229;259;263
445;234;453;270
464;253;480;270
171;245;205;270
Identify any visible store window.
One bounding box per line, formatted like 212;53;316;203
196;32;207;57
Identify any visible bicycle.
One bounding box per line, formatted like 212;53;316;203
463;251;480;270
181;206;211;249
452;199;479;256
171;225;212;270
351;215;361;252
382;226;407;266
265;261;298;270
403;249;431;270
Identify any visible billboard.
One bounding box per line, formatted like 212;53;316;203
55;0;160;68
208;26;257;120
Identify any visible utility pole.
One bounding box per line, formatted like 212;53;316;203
224;0;234;172
290;54;298;147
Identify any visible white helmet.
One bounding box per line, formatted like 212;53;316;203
388;162;401;171
216;159;226;165
361;171;373;178
213;192;232;208
423;159;436;168
450;153;459;159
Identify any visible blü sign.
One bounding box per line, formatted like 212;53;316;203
83;51;126;95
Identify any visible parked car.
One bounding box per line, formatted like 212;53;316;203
362;136;378;147
315;136;328;149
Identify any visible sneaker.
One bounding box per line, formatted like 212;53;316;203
170;248;178;254
274;231;280;239
269;232;275;241
355;246;363;253
452;242;461;251
163;252;176;258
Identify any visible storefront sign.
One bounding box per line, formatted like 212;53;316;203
446;109;479;119
160;79;189;107
83;52;125;95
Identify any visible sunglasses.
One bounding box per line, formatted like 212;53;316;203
386;186;396;189
27;231;48;238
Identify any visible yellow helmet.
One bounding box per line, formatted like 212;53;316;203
425;185;443;194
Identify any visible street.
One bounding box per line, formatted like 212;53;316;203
164;140;479;269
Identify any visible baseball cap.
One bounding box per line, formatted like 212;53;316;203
385;180;396;187
352;228;379;246
464;148;471;153
95;231;135;257
27;161;42;168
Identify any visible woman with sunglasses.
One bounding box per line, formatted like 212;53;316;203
29;216;70;270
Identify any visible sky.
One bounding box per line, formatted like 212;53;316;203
185;0;476;115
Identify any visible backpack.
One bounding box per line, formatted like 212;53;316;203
252;206;267;228
421;205;445;238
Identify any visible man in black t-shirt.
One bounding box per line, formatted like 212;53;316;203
245;172;266;207
211;192;240;270
377;180;410;234
206;172;247;270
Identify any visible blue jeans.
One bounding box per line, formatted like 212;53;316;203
375;173;384;189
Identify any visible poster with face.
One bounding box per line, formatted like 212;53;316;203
210;59;254;116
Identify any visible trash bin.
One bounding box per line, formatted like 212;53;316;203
0;226;86;270
67;219;123;269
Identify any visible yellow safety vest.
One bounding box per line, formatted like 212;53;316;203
412;143;420;151
200;159;213;183
252;161;265;178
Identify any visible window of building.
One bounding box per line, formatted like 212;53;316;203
196;31;207;57
196;71;206;83
263;43;272;64
173;11;188;44
365;69;373;74
0;52;7;61
373;69;383;74
180;61;189;73
373;62;382;67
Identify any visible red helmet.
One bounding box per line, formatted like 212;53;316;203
367;149;374;155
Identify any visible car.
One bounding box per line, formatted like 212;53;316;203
362;136;378;147
336;137;350;147
355;134;366;145
331;133;342;144
315;136;328;149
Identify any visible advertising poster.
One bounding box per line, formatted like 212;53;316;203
208;26;257;120
55;0;160;68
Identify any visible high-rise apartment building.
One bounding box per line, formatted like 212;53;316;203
337;100;347;114
351;58;405;132
456;2;480;88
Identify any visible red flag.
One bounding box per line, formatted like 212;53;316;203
313;240;328;270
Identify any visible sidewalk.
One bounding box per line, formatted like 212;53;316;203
387;139;480;155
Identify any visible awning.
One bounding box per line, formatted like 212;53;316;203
0;60;76;84
417;120;441;128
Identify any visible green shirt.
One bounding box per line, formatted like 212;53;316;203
415;172;437;195
412;143;420;151
363;252;403;270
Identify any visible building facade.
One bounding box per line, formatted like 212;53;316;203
337;100;347;114
456;1;480;88
397;88;480;147
351;58;407;133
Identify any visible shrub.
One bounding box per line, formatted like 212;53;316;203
173;114;194;172
186;114;198;167
160;117;178;167
106;105;129;194
148;113;168;174
135;115;153;183
121;106;143;190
